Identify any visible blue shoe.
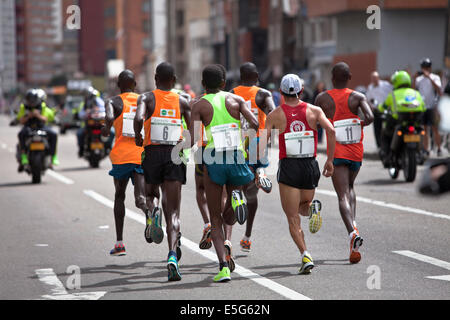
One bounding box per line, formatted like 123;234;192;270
167;255;182;282
110;244;126;256
150;207;164;244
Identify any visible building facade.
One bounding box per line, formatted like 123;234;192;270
0;0;17;95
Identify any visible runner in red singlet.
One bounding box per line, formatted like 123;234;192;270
261;74;336;274
315;62;374;264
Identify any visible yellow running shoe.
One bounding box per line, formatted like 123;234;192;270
299;252;314;275
309;200;323;234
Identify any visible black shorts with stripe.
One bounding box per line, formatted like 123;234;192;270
277;157;320;190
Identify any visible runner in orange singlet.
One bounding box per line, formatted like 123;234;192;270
102;70;153;257
315;62;374;264
231;62;275;254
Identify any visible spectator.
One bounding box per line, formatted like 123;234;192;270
184;84;196;99
414;58;443;157
267;83;281;107
366;71;393;148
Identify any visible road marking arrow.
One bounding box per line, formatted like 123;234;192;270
393;250;450;282
35;268;106;300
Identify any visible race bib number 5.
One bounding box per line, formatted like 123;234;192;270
285;131;315;158
211;123;240;151
334;119;361;145
122;106;144;138
151;117;182;145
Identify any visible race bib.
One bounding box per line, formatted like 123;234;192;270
122;106;144;138
285;131;315;158
211;123;240;151
151;117;182;145
334;119;362;145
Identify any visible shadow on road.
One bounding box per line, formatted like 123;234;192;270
0;181;40;188
362;179;409;186
59;166;102;173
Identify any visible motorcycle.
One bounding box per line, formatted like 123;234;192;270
82;110;108;168
17;130;51;184
380;112;425;182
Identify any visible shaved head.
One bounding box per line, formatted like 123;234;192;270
240;62;258;83
118;69;136;92
332;62;351;86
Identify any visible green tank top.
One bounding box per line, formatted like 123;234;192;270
202;91;244;153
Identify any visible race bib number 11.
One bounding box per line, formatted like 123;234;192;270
334;119;361;145
285;131;315;158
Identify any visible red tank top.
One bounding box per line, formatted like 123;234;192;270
279;102;318;160
327;88;364;162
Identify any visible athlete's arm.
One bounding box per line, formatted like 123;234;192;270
180;96;192;131
314;106;335;177
258;109;279;161
315;92;334;120
134;93;151;147
189;99;204;148
103;97;118;137
257;89;276;115
236;95;259;131
355;93;374;127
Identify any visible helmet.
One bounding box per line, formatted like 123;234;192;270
36;89;47;101
420;58;432;69
25;89;41;108
84;86;99;98
391;71;411;89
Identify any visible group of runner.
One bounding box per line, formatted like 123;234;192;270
102;60;374;283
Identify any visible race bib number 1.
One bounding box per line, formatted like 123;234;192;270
211;123;240;151
285;131;315;158
334;119;361;145
151;117;182;145
122;106;144;138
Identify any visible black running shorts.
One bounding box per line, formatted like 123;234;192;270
143;145;187;185
277;157;321;190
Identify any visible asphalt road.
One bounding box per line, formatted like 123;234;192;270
0;115;449;301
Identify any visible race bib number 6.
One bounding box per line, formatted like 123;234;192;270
285;131;315;158
334;119;361;145
151;117;182;145
211;123;240;151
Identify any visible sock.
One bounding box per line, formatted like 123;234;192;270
302;251;310;259
219;262;229;271
116;241;123;247
204;223;211;229
242;236;250;242
353;221;358;229
349;230;357;240
168;251;177;259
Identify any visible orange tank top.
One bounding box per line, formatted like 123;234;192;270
110;92;144;165
144;89;182;147
327;88;364;162
234;86;267;137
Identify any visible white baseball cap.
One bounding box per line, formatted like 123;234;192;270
280;74;303;96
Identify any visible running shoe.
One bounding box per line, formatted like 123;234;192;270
213;267;231;283
309;200;323;234
349;233;363;264
167;255;182;281
256;168;273;194
299;253;314;275
231;190;248;225
21;154;29;166
144;210;153;244
199;224;212;250
52;155;60;166
176;232;182;262
224;240;235;273
150;207;164;244
110;244;126;256
240;239;252;253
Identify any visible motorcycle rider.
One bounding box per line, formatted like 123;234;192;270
17;89;59;171
378;71;426;166
76;87;114;157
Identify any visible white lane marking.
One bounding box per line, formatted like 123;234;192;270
35;268;106;300
47;170;75;185
393;250;450;270
316;189;450;221
84;189;311;300
98;225;110;230
35;244;49;247
1;143;7;149
393;250;450;283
